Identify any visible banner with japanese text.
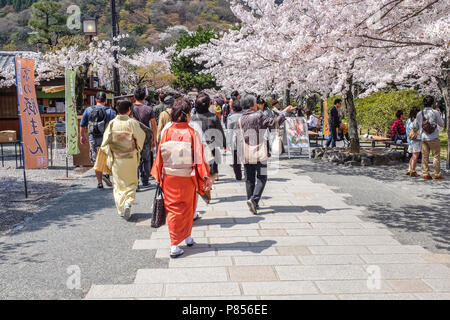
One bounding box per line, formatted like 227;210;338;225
15;57;48;169
65;69;80;155
323;100;330;135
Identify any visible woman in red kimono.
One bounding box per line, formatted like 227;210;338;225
151;97;213;258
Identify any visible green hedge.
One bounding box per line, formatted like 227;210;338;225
355;90;424;135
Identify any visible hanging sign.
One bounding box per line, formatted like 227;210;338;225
15;57;48;169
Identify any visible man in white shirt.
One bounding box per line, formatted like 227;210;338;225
412;96;445;180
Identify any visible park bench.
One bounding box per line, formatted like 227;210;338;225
383;140;409;158
309;130;325;147
359;135;391;148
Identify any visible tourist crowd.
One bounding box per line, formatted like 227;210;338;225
78;89;445;258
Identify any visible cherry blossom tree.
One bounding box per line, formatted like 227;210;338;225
183;0;449;153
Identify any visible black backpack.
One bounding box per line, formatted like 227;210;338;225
88;106;107;137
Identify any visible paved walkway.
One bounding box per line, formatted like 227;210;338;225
85;154;450;300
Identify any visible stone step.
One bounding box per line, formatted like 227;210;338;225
85;284;163;299
134;267;229;284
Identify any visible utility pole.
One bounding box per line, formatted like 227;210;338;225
111;0;120;97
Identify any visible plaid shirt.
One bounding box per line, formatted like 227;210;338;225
390;118;406;136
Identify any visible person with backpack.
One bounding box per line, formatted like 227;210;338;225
80;92;116;189
412;95;445;180
131;88;157;187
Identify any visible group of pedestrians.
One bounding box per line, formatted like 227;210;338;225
80;89;445;258
404;96;445;180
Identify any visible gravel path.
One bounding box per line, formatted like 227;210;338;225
0;146;90;236
0;169;163;299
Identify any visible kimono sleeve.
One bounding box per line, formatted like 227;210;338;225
193;129;210;180
132;119;146;152
151;125;167;184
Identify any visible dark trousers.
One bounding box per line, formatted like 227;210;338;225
244;162;267;205
326;126;338;148
233;150;242;180
138;145;152;185
210;148;219;176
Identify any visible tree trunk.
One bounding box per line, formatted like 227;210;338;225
283;88;290;108
344;75;360;153
436;68;449;168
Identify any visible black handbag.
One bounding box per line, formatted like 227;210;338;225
151;184;166;228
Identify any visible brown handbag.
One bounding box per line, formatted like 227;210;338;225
409;127;419;141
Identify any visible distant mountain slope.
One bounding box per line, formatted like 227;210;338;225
0;0;238;51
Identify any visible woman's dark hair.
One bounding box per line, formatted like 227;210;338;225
305;109;312;117
158;92;167;102
231;90;239;98
409;107;419;120
171;97;192;122
424;95;434;109
195;92;211;114
256;95;265;105
396;110;404;119
232;99;242;112
117;100;132;115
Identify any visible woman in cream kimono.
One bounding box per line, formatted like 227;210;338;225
151;97;213;258
101;100;146;220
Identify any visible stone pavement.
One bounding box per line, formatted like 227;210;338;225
85;154;450;300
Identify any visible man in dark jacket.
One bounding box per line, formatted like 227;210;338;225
238;94;295;214
190;92;227;181
326;99;342;148
131;87;157;187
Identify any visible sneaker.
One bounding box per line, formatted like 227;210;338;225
97;183;104;189
102;174;113;187
433;176;445;180
122;203;132;221
170;246;184;258
193;212;201;221
185;236;195;247
423;175;432;180
247;199;257;215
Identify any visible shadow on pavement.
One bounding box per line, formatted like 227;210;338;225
0;240;47;265
176;240;278;258
2;179;117;237
291;158;450;252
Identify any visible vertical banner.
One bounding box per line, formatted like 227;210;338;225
15;57;48;169
65;69;80;155
323;100;330;136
